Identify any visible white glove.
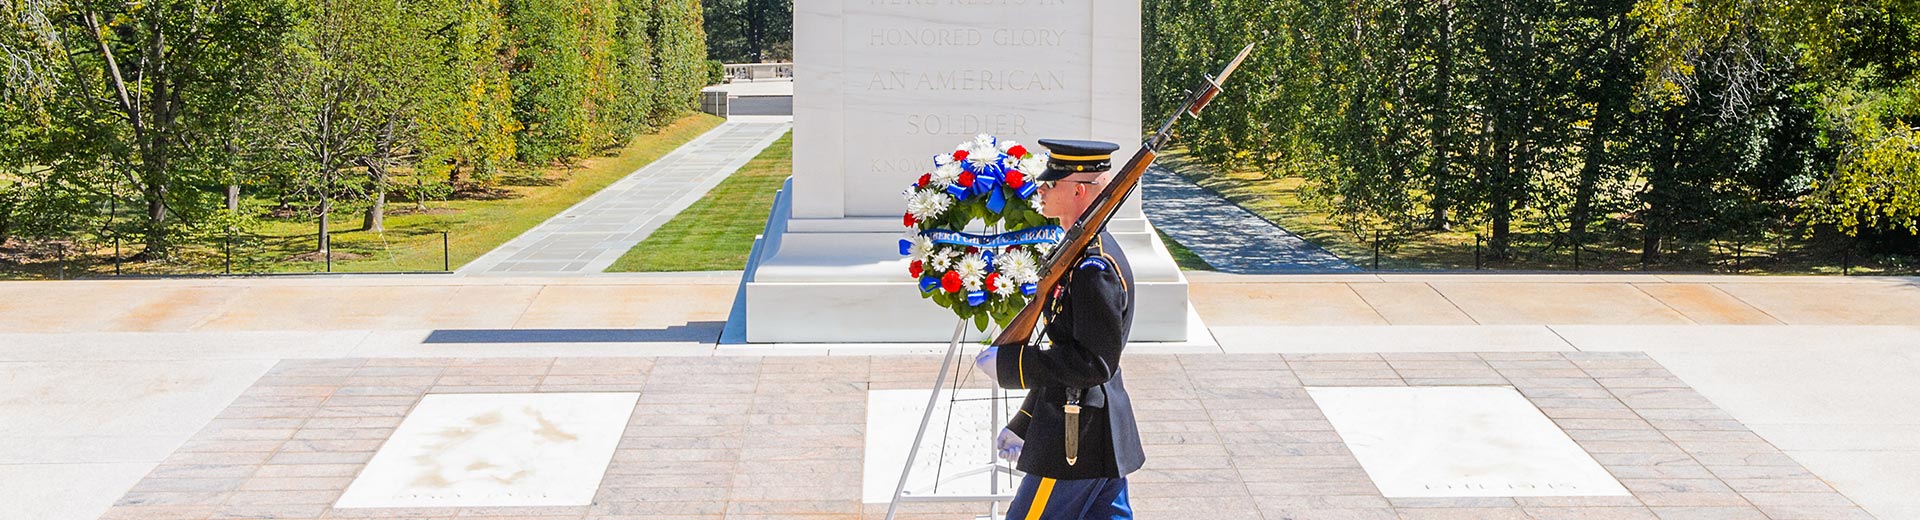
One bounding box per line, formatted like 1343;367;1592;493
973;346;999;383
996;427;1024;462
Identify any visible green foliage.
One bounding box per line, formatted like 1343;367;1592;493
0;0;711;271
416;0;520;185
608;0;660;138
650;0;709;119
3;0;294;256
1146;0;1920;264
507;0;592;163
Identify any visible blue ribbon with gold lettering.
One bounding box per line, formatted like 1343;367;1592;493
914;226;1064;250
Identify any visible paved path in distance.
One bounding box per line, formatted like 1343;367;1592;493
460;119;790;275
1143;165;1359;272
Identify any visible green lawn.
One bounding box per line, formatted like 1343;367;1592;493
7;113;724;278
607;131;792;272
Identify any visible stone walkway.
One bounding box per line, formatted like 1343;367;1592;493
459;120;791;275
1143;165;1357;272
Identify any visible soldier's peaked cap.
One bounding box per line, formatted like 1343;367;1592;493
1036;139;1121;181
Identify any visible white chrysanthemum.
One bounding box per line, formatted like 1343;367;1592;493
929;161;964;188
1021;154;1049;175
992;277;1019;296
966;141;1000;166
954;252;989;290
1029;191;1047;214
972;134;997;151
928;248;960;271
933;152;955;167
995;249;1041;285
904;233;934;262
906;189;952;221
1033;240;1055;257
999;140;1022;155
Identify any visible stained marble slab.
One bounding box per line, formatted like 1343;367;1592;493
333;392;639;508
1308;386;1631;498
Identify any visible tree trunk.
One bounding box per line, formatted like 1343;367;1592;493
364;190;386;232
1490;135;1514;260
227;184;240;212
1426;0;1455;231
318;181;331;254
1573;13;1630;247
364;118;397;232
746;0;762;62
1486;9;1515;261
1642;108;1680;265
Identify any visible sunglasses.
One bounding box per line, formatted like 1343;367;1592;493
1039;179;1101;189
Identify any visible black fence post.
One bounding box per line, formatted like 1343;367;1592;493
442;231;450;272
56;243;66;280
1372;230;1381;271
325;243;332;273
1474;234;1483;271
1572;236;1582;271
109;196;119;276
1733;243;1744;273
225;230;233;275
1842;240;1853;276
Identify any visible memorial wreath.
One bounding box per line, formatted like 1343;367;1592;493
900;134;1064;332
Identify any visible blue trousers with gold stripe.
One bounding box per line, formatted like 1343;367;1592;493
1003;474;1132;520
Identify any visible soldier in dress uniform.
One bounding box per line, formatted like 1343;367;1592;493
974;139;1144;520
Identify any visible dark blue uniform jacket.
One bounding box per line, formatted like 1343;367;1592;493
996;232;1145;480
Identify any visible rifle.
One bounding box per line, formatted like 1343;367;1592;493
990;43;1255;350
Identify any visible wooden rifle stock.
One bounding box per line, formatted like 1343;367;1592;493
990;43;1254;349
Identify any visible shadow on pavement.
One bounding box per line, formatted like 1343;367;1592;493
423;321;724;343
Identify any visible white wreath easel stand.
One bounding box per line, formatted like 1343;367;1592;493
884;318;1032;520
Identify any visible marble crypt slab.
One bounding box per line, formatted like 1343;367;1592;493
334;392;639;508
863;388;1028;504
1309;386;1632;498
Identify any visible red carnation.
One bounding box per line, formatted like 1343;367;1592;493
1005;170;1025;189
903;212;917;227
1007;145;1027;158
918;173;931;187
941;271;962;293
985;272;1001;293
952;150;970;161
966;246;978;254
959;171;976;187
909;260;924;279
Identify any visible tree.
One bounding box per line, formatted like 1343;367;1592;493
415;0;519;189
701;0;788;63
5;0;290;258
266;0;438;250
650;0;707;119
607;0;657;139
506;0;590;164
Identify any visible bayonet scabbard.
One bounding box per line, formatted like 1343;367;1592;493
1063;388;1083;466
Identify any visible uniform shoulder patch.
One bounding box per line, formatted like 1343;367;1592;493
1077;256;1111;271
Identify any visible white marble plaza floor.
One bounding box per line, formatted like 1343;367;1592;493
79;353;1874;520
2;274;1917;519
